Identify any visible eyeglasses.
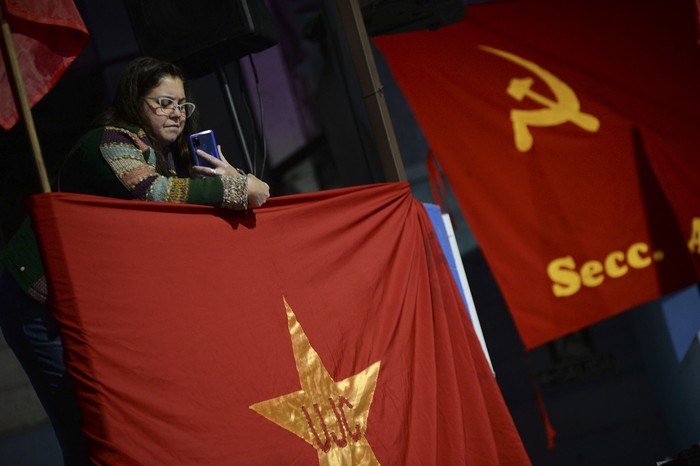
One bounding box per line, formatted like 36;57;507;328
144;96;196;118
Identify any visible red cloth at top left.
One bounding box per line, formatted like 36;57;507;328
0;0;89;130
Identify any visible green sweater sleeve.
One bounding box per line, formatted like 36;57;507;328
0;219;47;302
60;125;248;210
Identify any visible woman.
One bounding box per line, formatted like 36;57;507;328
0;56;269;464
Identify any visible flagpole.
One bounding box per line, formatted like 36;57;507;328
0;3;52;194
334;0;407;183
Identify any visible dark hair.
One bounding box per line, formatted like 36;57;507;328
96;56;200;175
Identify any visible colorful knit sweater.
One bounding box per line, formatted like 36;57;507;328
1;123;249;302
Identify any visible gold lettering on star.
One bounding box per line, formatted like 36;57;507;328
249;298;382;466
480;45;600;152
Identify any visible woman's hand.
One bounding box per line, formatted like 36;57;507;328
192;146;270;208
245;173;270;208
191;146;240;178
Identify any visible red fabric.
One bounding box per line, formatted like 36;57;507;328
375;0;700;349
0;0;89;130
426;151;447;213
695;0;700;43
29;184;530;465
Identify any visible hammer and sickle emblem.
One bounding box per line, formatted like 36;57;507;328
480;45;600;152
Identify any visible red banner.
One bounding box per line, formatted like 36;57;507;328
0;0;89;129
29;184;530;465
375;0;700;349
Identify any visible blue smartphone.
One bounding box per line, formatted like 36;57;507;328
188;130;221;167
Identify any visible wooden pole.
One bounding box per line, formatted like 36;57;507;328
335;0;407;183
0;3;52;193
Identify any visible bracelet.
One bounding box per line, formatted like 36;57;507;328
221;174;248;210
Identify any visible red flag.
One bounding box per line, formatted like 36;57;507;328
29;184;530;465
695;0;700;43
375;0;700;349
0;0;89;130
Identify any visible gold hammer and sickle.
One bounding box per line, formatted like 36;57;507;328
480;45;600;152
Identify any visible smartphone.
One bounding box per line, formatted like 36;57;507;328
188;130;221;168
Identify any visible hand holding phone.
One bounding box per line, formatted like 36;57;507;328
188;130;221;168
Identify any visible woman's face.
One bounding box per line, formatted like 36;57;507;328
142;75;187;145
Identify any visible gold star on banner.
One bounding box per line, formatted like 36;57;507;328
249;298;382;466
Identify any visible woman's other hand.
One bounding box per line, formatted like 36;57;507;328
191;146;269;208
245;174;270;208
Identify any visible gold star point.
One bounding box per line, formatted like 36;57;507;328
250;298;381;465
